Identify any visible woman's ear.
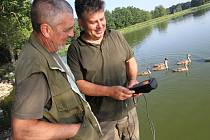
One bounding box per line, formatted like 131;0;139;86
40;23;52;38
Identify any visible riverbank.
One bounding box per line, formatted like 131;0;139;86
119;3;210;34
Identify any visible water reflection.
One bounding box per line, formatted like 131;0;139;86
192;7;210;17
170;14;189;23
124;26;152;47
154;21;168;33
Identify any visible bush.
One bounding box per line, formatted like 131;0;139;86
0;47;12;66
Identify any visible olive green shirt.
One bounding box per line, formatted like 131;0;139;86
67;29;136;121
13;73;50;119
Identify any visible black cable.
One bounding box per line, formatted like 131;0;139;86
143;94;156;140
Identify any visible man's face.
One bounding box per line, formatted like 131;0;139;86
80;10;106;41
50;12;74;51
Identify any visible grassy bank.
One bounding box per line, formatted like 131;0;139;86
119;3;210;34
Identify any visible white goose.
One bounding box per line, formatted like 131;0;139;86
177;54;191;65
152;58;168;71
138;68;151;76
172;64;188;72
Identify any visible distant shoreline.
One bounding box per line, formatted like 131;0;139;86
119;3;210;34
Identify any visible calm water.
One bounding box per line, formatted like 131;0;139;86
124;9;210;140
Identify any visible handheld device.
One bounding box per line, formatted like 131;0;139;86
129;78;158;94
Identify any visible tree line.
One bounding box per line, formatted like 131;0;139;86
0;0;210;65
105;0;210;29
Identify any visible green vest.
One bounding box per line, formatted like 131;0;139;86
15;34;102;140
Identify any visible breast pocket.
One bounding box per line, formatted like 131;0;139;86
53;87;84;123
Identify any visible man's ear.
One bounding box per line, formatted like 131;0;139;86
40;23;52;38
78;19;84;31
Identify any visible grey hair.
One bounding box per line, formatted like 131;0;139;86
31;0;73;32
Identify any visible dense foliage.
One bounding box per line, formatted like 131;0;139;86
151;5;167;18
0;0;31;64
105;0;210;29
105;6;152;29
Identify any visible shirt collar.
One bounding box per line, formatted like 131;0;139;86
77;29;111;47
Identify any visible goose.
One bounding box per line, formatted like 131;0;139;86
153;58;168;67
177;54;191;65
172;64;188;72
138;68;151;76
204;58;210;62
152;58;168;71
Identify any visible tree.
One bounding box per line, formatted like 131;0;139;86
105;10;116;29
112;7;133;29
127;6;151;24
0;0;31;64
152;5;167;18
175;4;183;12
111;6;151;29
181;2;191;10
191;0;204;7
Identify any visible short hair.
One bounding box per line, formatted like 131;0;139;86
75;0;105;19
31;0;73;32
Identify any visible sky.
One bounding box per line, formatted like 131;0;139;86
67;0;190;14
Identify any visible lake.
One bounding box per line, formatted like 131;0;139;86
123;8;210;140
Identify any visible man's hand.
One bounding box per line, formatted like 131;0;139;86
127;79;139;88
128;79;142;97
108;86;134;100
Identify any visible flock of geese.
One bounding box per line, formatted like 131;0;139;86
138;54;191;76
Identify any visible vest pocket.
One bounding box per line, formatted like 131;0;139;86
53;89;84;122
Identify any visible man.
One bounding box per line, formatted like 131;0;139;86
67;0;140;139
12;0;102;139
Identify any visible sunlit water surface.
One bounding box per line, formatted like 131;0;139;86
124;9;210;140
